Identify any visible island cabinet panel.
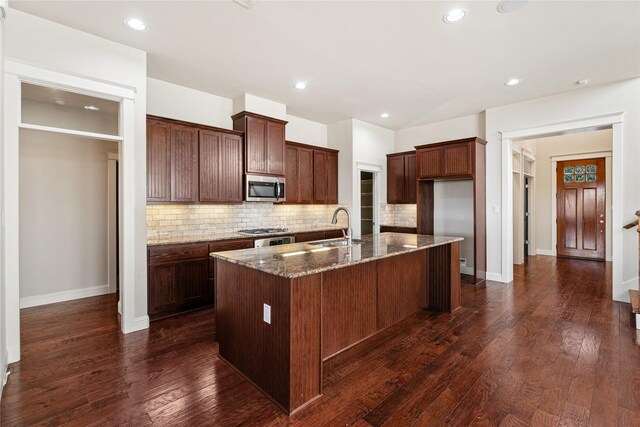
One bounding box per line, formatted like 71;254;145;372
376;250;427;330
426;241;461;312
321;262;377;360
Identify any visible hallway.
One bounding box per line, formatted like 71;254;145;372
1;256;637;426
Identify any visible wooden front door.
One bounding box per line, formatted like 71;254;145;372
557;158;606;260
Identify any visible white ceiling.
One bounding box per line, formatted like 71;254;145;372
11;1;640;130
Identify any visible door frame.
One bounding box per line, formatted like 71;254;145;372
551;151;612;261
3;60;142;364
500;112;623;300
355;162;381;238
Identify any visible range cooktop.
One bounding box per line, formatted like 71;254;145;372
238;227;289;235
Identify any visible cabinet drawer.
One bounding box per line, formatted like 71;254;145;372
325;229;346;239
149;243;209;265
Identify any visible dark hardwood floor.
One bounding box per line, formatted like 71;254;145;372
1;256;638;426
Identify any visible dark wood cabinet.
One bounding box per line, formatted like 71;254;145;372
415;137;487;285
171;124;199;203
387;151;416;204
199;130;243;203
295;231;327;243
148;238;254;320
285;142;314;204
313;148;339;204
380;225;417;234
232;111;287;177
147;115;244;204
147;119;171;202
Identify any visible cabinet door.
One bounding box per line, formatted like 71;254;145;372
285;145;300;203
443;142;472;177
299;147;315;203
179;258;212;310
313;150;327;203
387;155;405;204
219;133;243;202
266;122;286;176
171;124;199;202
245;116;268;174
404;154;417;203
326;152;339;204
199;130;222;202
148;263;180;318
417;147;442;179
147;120;171;202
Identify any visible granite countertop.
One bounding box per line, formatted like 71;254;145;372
146;225;346;246
211;232;463;278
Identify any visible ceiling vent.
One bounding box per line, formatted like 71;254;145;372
497;0;528;14
234;0;259;9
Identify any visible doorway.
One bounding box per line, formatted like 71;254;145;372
360;171;374;235
524;177;530;259
556;157;606;260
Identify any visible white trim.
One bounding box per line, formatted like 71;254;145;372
107;155;118;294
501;113;625;301
636;314;640;331
133;315;150;331
461;266;474;276
1;349;8;392
536;249;556;257
19;285;111;309
19;122;123;142
550;150;612;162
501;113;624;140
5;58;136;100
622;277;639;303
486;272;503;282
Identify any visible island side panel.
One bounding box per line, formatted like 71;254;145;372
290;274;322;411
215;259;291;410
376;249;428;330
321;262;377;360
426;242;461;312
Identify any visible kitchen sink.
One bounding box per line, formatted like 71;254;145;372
308;238;363;247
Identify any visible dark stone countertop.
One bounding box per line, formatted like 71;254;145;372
210;232;463;278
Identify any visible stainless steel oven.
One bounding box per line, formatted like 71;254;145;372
254;236;295;248
245;174;286;202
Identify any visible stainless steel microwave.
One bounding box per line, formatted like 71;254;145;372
245;175;286;202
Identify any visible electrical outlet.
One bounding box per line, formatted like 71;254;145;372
493;204;501;213
460;258;467;266
263;303;271;324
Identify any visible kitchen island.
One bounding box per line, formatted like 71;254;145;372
211;232;463;414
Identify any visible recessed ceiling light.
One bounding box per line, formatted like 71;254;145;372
505;78;521;86
380;113;390;118
53;98;66;106
294;82;307;89
497;1;528;14
576;79;589;85
125;18;146;31
443;8;467;23
84;105;100;111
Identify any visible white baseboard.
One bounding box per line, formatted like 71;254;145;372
460;266;474;276
536;249;556;257
486;272;504;282
636;314;640;331
1;349;8;401
19;284;112;309
132;315;150;332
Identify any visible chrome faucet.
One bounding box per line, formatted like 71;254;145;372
331;207;352;246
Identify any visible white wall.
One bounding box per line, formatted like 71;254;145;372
286;114;327;147
0;2;7;394
19;130;116;304
233;93;287;121
522;129;612;258
4;9;148;362
434;181;475;273
147;77;233;129
486;78;639;300
327;119;353;207
394;113;485;152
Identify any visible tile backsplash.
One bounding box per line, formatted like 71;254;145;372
147;203;347;237
380;204;417;227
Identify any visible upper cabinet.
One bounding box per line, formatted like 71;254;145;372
415;137;486;180
387;151;416;204
232;111;287;177
146;116;244;204
286;141;339;205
